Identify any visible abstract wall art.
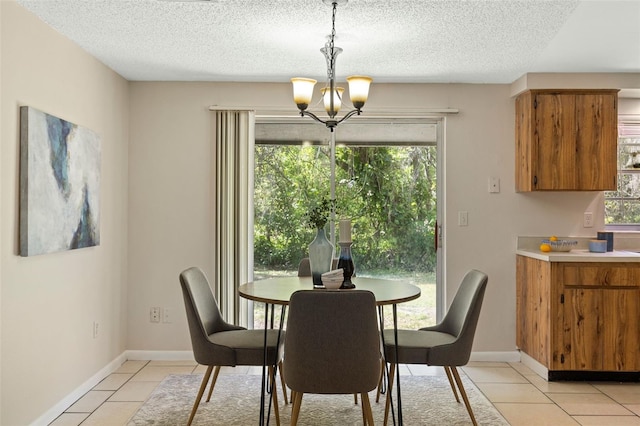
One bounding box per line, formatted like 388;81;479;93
19;106;101;256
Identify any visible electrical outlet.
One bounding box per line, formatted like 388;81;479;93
162;308;171;323
150;307;161;323
93;321;99;339
584;212;594;228
489;177;500;193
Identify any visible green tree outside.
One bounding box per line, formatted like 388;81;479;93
254;144;437;275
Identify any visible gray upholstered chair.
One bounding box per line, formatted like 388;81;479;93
284;290;381;425
296;257;339;277
382;269;488;426
179;266;285;426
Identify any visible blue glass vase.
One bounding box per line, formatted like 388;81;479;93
308;227;334;287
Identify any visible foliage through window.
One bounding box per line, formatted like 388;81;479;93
605;120;640;226
253;144;438;275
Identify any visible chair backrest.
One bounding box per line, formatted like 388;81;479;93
429;269;488;366
179;267;239;365
284;290;380;394
297;258;312;277
297;257;349;277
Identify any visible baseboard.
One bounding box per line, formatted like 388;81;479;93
519;351;548;379
31;352;128;426
469;351;521;363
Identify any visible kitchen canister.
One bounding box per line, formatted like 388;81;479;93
589;239;607;253
597;231;614;252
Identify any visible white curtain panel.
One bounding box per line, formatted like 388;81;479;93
213;110;255;326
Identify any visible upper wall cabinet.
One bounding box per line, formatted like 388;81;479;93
515;89;619;192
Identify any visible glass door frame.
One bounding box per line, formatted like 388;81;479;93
250;114;446;326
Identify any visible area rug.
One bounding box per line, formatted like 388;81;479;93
128;373;508;425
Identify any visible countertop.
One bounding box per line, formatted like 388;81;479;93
517;235;640;262
516;248;640;262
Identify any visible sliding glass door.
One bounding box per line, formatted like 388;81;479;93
251;118;443;329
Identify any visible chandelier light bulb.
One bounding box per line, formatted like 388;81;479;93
291;78;317;111
321;86;344;116
347;75;372;110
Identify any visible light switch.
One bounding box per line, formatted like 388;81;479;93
458;211;468;227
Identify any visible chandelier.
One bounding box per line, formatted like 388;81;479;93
291;0;372;131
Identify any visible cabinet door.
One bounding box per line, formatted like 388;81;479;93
563;287;640;371
533;93;577;190
574;93;617;190
562;288;603;370
603;288;640;371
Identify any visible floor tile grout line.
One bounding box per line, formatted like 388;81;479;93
56;361;640;425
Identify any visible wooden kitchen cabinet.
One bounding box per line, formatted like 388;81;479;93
516;255;640;376
515;89;619;191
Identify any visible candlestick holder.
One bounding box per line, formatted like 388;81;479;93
337;241;355;289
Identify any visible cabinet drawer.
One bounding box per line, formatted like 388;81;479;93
562;264;640;288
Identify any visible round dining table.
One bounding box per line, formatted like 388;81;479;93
239;276;420;426
239;276;421;306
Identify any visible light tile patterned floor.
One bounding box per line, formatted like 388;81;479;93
49;360;640;425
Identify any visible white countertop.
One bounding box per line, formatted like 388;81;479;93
517;235;640;262
516;248;640;262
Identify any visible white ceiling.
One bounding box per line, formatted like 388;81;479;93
14;0;640;84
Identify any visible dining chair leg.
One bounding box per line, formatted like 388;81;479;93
443;366;460;403
278;360;289;404
361;392;375;426
290;391;304;426
187;365;213;426
205;365;221;402
450;366;478;426
383;362;396;426
375;358;385;403
269;365;280;426
354;393;358;404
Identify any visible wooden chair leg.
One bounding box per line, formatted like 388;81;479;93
361;392;375;426
383;363;396;426
451;366;477;426
354;393;358;404
278;360;289;404
443;366;460;403
290;391;303;426
187;365;213;426
205;365;221;402
269;365;280;426
375;358;385;403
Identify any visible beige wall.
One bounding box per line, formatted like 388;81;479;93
127;79;639;356
1;2;129;424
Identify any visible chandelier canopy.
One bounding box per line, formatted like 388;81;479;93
291;0;372;131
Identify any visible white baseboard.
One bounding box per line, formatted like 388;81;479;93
519;351;548;379
469;351;521;363
31;352;128;426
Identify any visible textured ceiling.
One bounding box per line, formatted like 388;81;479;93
14;0;640;84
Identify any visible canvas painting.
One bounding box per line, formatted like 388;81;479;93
19;106;101;256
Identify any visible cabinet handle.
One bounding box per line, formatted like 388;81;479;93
561;354;565;364
560;294;564;304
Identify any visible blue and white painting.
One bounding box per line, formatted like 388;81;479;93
20;106;101;256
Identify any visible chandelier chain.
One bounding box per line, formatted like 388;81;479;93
326;1;338;80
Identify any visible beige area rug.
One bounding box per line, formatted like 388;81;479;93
129;373;508;425
128;375;509;426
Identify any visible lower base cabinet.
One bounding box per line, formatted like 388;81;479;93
516;256;640;375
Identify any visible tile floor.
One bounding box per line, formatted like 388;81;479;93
49;360;640;425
